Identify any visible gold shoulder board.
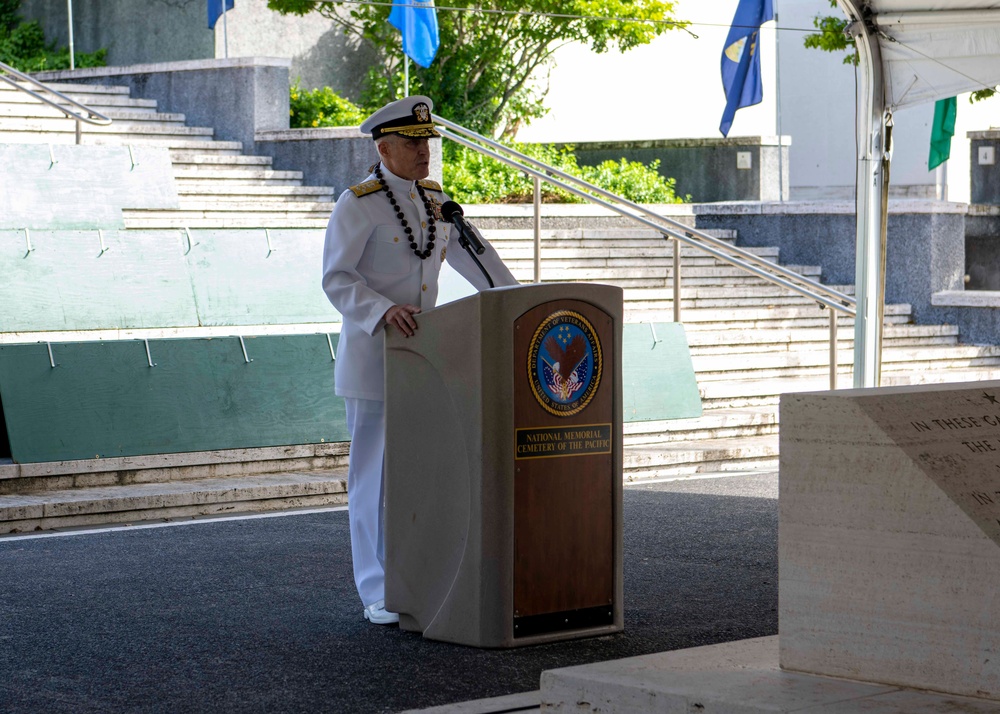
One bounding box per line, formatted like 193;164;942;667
417;179;443;192
350;180;383;198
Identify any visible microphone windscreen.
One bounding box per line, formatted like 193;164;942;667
440;200;463;222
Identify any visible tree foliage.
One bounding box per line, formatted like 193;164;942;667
802;0;857;65
0;0;106;71
268;0;686;138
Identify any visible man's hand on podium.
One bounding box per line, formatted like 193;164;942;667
384;304;421;337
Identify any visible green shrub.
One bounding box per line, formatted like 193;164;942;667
443;143;685;205
289;81;367;129
579;158;684;205
0;2;106;72
443;143;580;203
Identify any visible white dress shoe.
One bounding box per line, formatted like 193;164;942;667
363;599;399;625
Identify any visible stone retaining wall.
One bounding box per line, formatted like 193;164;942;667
552;136;790;203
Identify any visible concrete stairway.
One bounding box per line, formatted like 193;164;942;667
0;80;343;530
0;82;335;228
0;444;350;533
484;228;1000;479
3;79;999;529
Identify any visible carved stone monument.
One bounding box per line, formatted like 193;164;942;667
780;380;1000;698
540;380;1000;711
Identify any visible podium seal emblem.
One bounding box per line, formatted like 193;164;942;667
528;309;602;416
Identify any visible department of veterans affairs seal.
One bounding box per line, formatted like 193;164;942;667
528;310;602;417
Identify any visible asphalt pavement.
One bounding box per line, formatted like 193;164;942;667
0;472;778;713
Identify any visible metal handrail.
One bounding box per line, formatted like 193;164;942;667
434;114;854;389
0;60;111;144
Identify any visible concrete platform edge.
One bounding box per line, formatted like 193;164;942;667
538;637;1000;713
402;690;541;713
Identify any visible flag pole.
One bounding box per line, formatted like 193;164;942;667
773;3;784;201
222;0;229;59
404;55;409;97
66;0;75;70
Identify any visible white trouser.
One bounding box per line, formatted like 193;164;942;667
344;397;387;608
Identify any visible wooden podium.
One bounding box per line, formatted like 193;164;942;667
384;283;624;648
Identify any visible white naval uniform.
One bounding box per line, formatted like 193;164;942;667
322;164;517;608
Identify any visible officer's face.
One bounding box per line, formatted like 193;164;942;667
379;135;431;181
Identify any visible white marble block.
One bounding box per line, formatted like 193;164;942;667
779;380;1000;700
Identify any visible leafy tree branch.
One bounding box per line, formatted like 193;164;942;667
267;0;686;138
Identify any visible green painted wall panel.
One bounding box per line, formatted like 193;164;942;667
0;229;200;332
0;229;341;333
183;229;338;326
0;334;347;463
0;144;178;230
0;325;699;463
622;323;702;422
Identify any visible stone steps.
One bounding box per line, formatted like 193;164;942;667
518;275;825;290
692;344;1000;376
0;470;348;533
631;313;908;329
695;359;1000;385
122;215;331;229
686;326;960;354
698;366;1000;409
92;136;244;153
0;440;352;533
623;435;779;480
0;82;330;228
507;257;791;273
494;249;772;262
0;104;177;122
174;167;305;182
0;131;242;152
0;81;131;96
170;200;335;213
0;84;149;112
623;409;779;443
482;227;738;242
0;118;215;137
0;443;351;495
3;78;997;530
176;185;336;201
170;153;274;166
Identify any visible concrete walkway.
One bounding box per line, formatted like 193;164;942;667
0;472;778;713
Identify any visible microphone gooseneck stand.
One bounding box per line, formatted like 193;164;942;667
457;232;495;288
441;200;495;288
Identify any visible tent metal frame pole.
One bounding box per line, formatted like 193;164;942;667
222;2;229;59
774;1;785;202
841;1;888;388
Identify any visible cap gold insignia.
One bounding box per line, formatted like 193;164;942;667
414;103;430;122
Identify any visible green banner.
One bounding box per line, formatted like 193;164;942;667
929;96;957;171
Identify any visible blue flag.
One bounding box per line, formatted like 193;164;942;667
388;0;440;68
719;0;773;137
208;0;234;30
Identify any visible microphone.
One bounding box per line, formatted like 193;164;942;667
440;201;486;255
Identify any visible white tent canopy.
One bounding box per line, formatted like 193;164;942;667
836;0;1000;387
878;7;1000;108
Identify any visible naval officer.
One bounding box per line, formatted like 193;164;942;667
322;96;518;625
